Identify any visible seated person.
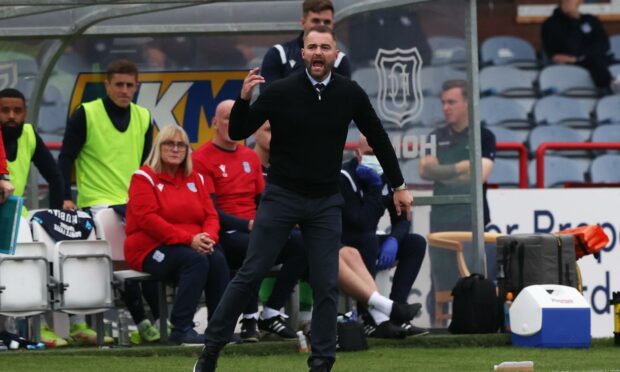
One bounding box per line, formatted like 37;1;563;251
124;125;229;345
542;0;613;89
193;102;307;341
341;136;426;336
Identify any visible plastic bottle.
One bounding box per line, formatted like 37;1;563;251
503;292;514;333
297;331;309;353
611;291;620;345
117;310;131;347
493;361;534;371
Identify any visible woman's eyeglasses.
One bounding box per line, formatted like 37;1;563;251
161;141;188;150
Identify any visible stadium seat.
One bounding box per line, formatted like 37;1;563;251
610;35;620;63
488;158;520;187
480;35;537;68
31;218;113;346
528;156;590;187
402;158;433;188
351;67;378;97
487;126;528;145
591;124;620;151
480;96;530;128
590;154;620;183
479;66;537;97
608;63;620;81
412;96;444;127
420;65;466;96
595;96;620;125
527;126;588;156
533;96;591;128
538;65;598;97
428;36;466;67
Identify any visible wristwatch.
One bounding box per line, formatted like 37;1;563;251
0;174;10;181
393;183;407;191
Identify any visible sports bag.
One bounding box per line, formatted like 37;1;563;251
449;273;501;334
556;225;609;260
496;233;578;297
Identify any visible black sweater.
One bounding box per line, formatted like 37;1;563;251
230;71;403;197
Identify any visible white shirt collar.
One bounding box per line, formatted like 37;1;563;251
305;69;331;87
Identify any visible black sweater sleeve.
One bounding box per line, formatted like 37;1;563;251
351;83;404;188
229;95;270;141
32;132;64;209
142;121;154;163
211;194;250;232
58;107;86;200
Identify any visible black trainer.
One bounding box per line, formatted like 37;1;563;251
240;317;260;343
399;322;430;337
258;315;297;339
389;302;422;324
169;328;204;346
362;315;406;339
193;345;219;372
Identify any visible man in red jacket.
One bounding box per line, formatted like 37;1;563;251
0;129;15;203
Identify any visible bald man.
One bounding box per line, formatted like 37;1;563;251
192;101;306;343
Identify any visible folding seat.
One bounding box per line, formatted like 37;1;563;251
590;154;620;183
428;36;466;67
402;158;433;188
533;96;593;139
609;34;620;64
480;66;537;97
411;96;444;127
31;214;114;345
351;67;378;97
480;36;538;69
595;96;620;125
488;158;520;187
591;124;620;155
528;156;590;187
420;65;466;97
538;65;598;97
488;126;528;146
480;96;530;129
527;125;588;157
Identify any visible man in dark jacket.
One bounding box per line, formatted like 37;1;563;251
542;0;613;89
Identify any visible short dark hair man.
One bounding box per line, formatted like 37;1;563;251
0;88;63;214
260;0;350;91
194;26;411;372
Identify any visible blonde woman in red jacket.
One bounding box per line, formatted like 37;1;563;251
125;125;229;345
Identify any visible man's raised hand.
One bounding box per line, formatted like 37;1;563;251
240;68;265;101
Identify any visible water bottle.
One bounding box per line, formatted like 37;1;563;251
611;291;620;345
297;331;309;353
503;292;513;333
117;310;131;347
493;361;534;371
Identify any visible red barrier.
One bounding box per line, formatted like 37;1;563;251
536;142;620;188
345;141;529;188
46;142;62;151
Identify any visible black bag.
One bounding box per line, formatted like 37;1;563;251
449;273;501;334
496;233;578;297
336;321;368;351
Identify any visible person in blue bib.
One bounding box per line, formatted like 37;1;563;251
0;88;63;216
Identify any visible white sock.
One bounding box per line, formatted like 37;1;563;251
368;308;390;325
260;307;280;320
243;312;258;320
368;291;393;316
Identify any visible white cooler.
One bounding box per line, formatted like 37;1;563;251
510;284;591;348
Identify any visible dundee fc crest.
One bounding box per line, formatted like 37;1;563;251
374;47;423;127
0;62;18;90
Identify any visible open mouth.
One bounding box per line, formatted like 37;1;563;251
312;60;324;69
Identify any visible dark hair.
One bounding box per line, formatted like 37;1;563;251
0;88;26;105
302;0;334;15
442;79;468;99
106;59;138;81
303;25;336;43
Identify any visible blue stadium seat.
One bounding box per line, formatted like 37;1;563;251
488;158;520;187
480;96;530;128
608;63;620;81
610;35;620;63
480;35;537;68
487;126;528;145
528;156;590;187
591;123;620;143
412;96;444;127
533;96;591;127
480;66;537;97
527;125;588;156
420;65;466;96
428;36;466;67
595;96;620;125
590;154;620;183
538;65;598;97
352;67;378;97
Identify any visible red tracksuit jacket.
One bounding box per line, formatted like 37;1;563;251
0;130;7;175
124;165;220;271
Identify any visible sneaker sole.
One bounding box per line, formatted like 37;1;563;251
407;330;430;337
